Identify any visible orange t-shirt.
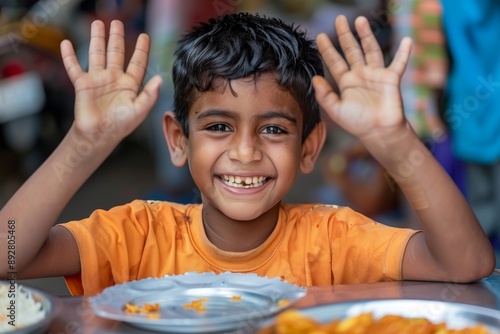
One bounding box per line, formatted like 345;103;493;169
61;200;419;296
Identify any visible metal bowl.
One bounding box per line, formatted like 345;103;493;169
0;281;57;334
260;299;500;332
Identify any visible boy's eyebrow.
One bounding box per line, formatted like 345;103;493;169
196;109;239;121
254;111;297;124
196;109;297;124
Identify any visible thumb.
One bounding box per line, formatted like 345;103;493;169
134;75;163;121
312;75;340;120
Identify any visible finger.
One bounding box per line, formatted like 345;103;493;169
106;20;125;70
126;33;151;86
389;37;412;75
133;75;162;122
316;33;349;83
335;15;365;68
312;75;340;120
88;20;106;71
60;39;84;84
354;16;384;67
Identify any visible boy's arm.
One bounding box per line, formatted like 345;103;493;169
313;16;495;282
0;20;161;279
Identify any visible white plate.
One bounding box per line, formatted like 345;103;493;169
89;272;306;333
0;281;56;333
260;299;500;332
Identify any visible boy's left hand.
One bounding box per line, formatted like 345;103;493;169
313;15;412;143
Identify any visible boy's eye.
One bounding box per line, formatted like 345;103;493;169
207;124;231;132
262;126;286;134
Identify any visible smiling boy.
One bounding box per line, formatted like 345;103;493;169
175;73;307;247
0;13;495;295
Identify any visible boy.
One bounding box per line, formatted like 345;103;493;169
0;13;494;295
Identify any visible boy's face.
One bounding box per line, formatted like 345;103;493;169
166;72;324;221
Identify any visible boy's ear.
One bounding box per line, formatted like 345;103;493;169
299;121;326;174
163;111;188;167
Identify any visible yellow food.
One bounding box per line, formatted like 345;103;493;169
269;309;490;334
277;299;291;307
124;295;243;317
183;298;208;311
124;302;160;318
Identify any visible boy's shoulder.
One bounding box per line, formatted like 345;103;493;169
281;203;392;230
281;203;361;221
281;202;347;213
76;199;203;227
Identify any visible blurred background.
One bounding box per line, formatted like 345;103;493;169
1;0;498;295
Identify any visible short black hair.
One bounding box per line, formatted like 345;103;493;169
172;12;324;142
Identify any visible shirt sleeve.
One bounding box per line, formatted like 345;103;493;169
328;206;420;284
60;200;153;296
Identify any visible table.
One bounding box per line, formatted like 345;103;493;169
46;271;500;333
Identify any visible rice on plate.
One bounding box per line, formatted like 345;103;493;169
0;283;47;332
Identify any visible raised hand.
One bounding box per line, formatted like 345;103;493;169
60;20;161;141
313;15;412;142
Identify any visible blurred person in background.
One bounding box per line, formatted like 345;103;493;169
385;0;456;228
441;0;500;254
390;0;448;146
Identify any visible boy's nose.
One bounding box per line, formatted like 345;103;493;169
228;134;263;163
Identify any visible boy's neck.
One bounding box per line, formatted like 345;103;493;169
201;203;281;252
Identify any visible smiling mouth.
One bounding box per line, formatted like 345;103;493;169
220;175;269;188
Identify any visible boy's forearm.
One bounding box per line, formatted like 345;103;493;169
0;124;117;276
362;124;494;276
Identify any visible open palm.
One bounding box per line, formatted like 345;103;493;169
313;16;412;141
60;20;161;140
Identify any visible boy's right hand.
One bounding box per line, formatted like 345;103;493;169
61;20;162;143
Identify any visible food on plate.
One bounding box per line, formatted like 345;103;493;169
0;283;47;332
123;293;279;318
124;302;160;318
277;299;290;307
183;298;209;311
269;309;490;334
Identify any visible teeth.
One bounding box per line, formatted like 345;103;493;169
221;175;268;188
